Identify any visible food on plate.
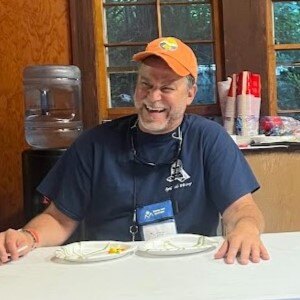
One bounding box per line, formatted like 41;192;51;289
108;245;126;254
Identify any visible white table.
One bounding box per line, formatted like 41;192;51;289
1;232;300;300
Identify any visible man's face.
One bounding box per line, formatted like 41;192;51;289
134;56;197;134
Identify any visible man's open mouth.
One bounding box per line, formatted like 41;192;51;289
145;104;166;113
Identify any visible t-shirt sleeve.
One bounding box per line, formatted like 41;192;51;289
203;123;259;214
37;135;94;221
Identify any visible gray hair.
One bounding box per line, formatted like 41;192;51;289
186;74;196;88
137;58;196;88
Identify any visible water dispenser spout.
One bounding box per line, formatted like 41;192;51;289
40;89;50;116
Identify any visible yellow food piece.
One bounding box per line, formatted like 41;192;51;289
108;246;125;254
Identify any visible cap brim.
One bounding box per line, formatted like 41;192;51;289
132;51;190;77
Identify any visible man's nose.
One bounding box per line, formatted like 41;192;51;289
148;88;161;101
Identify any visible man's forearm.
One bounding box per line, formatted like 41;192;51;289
222;193;265;235
24;202;78;247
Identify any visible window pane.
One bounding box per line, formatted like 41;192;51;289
108;46;145;67
105;6;157;43
162;4;212;40
190;44;216;104
105;0;154;3
273;1;300;44
276;50;300;110
110;73;137;107
162;0;210;3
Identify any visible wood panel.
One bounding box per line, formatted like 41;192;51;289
69;0;100;128
0;0;71;231
245;151;300;233
222;0;269;115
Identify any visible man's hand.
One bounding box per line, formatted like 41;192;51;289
0;229;33;264
214;193;270;264
214;218;270;264
0;202;78;265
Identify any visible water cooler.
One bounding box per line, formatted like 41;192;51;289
22;65;84;242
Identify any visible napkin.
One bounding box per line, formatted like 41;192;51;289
223;74;237;134
217;76;232;121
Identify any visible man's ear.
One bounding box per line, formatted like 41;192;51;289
187;84;197;105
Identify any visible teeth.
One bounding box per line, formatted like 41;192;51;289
145;105;165;112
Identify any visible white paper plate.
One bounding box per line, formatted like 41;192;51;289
137;234;218;256
54;241;136;263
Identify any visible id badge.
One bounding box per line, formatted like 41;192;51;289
137;200;177;241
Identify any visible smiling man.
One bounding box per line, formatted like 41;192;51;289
133;37;197;134
134;56;196;134
0;37;269;265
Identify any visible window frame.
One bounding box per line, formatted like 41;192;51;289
266;0;300;116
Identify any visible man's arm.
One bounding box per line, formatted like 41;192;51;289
0;202;78;263
214;193;270;264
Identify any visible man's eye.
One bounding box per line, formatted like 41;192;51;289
162;87;174;92
141;82;151;88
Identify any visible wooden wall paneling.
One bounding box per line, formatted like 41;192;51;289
0;0;71;231
222;0;269;116
69;0;100;128
245;151;300;233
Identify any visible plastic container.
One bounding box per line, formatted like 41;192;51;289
23;65;83;149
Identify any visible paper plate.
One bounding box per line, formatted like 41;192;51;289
137;234;218;256
54;241;136;263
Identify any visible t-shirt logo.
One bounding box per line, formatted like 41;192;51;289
166;159;190;183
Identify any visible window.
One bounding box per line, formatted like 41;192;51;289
73;1;288;127
95;0;224;120
267;0;300;120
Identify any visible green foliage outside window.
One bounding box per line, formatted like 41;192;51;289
273;1;300;116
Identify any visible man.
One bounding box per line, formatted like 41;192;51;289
0;37;269;265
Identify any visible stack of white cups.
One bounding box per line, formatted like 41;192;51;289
218;71;261;137
236;72;261;136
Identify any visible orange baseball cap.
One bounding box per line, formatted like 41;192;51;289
132;37;198;80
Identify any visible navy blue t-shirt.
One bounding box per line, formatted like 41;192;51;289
37;114;259;241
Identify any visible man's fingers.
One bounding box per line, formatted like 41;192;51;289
259;243;270;260
218;237;270;265
214;240;229;259
0;229;29;264
249;245;261;263
0;233;10;263
237;241;252;265
0;248;10;263
5;230;22;260
224;246;240;264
